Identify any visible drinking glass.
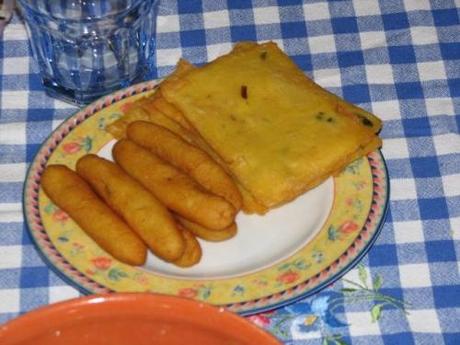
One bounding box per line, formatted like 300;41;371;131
17;0;159;105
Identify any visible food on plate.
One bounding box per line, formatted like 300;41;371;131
106;102;150;139
232;41;258;52
177;215;238;242
106;56;270;214
235;184;269;215
41;165;147;266
127;121;243;211
152;59;196;130
89;40;383;268
110;99;268;215
112;139;236;230
106;59;196;139
172;227;202;267
76;154;185;262
159;59;195;92
150;93;192;131
161;41;382;210
108;97;193;144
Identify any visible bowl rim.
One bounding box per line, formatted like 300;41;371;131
0;293;281;344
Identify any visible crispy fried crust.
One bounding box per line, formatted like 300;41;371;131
172;227;202;267
161;42;382;209
106;58;266;214
113;139;236;230
127;121;243;211
41;165;147;266
76;154;185;262
176;215;237;242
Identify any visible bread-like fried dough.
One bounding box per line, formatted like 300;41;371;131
76;154;185;262
41;165;147;266
161;42;382;208
150;59;196;130
127;121;243;211
151;92;193;131
172;227;202;267
106;58;265;214
107;59;196;139
177;215;237;242
113;139;236;230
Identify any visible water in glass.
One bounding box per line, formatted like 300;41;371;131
17;0;159;105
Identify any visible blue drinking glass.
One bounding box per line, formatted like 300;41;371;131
17;0;159;105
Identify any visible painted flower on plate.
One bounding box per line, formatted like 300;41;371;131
91;256;112;270
339;221;359;234
52;209;69;223
62;142;81;154
277;270;300;284
62;136;92;154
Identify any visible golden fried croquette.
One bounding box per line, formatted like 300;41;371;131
127;121;243;211
41;165;147;266
113;139;236;230
76;154;185;262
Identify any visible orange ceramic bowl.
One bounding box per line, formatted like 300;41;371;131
0;293;281;345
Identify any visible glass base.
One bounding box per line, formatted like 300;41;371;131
42;77;142;106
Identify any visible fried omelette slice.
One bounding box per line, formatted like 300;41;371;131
161;42;382;209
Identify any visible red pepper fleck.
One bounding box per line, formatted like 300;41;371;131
241;85;248;99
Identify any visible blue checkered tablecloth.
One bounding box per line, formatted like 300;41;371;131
0;1;459;344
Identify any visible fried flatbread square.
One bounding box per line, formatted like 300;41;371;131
161;42;382;208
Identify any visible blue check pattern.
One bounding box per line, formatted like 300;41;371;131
0;1;459;344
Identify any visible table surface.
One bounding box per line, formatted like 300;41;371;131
0;1;459;344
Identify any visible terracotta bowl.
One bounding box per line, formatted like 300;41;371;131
0;293;281;345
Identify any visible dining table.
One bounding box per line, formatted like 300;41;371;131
0;0;459;344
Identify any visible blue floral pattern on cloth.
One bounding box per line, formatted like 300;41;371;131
249;265;409;345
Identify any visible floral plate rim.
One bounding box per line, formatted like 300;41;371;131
23;80;389;316
233;152;389;315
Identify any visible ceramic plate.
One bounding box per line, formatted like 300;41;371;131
24;80;389;315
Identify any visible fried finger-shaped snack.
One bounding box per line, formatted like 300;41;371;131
76;154;185;262
41;165;147;266
144;104;269;215
113;139;236;230
177;215;237;242
127;121;243;211
172;227;202;267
